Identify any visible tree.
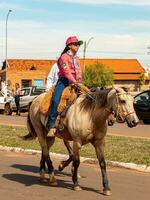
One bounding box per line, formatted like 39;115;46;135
139;72;146;85
83;62;114;88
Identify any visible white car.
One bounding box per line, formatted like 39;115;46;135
0;91;13;113
4;86;46;115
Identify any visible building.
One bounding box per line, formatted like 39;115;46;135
0;59;56;90
80;58;150;91
0;58;150;91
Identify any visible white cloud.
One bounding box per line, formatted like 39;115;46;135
58;0;150;6
0;18;150;68
0;2;24;10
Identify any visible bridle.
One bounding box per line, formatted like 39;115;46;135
106;91;135;123
114;92;135;122
74;86;136;122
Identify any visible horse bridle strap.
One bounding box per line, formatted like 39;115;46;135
116;93;136;119
105;107;113;114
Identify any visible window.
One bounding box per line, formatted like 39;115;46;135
134;91;150;107
34;79;44;87
30;65;36;70
22;80;32;88
21;88;30;96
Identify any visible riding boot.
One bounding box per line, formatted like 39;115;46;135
47;128;57;137
47;115;61;137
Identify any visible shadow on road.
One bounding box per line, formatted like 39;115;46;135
2;164;101;194
11;164;39;173
3;173;40;187
11;163;73;177
3;173;101;194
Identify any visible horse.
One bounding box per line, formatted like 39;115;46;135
22;87;139;195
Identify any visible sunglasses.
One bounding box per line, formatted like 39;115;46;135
71;42;79;46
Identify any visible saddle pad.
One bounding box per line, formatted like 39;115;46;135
39;86;55;116
39;86;75;116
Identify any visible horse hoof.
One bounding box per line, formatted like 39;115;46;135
58;163;63;171
49;176;57;186
40;170;46;181
77;173;81;178
50;181;57;186
73;185;82;191
103;190;112;196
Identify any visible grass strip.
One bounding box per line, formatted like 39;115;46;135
0;125;149;166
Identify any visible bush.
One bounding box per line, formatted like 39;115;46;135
139;72;146;85
83;62;114;88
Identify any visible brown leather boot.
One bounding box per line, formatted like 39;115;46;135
47;128;56;137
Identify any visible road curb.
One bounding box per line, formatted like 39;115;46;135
0;145;149;173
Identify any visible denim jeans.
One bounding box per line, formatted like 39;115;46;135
47;77;70;129
14;95;20;115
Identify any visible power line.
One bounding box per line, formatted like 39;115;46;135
0;49;148;55
86;50;146;55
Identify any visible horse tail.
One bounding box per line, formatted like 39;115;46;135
20;111;37;140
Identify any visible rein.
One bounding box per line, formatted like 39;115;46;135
74;84;96;101
77;86;135;120
85;92;96;101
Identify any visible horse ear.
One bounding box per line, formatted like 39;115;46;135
107;88;116;101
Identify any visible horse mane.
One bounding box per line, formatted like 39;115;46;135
80;88;112;118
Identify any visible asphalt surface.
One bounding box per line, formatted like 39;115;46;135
0;114;149;138
107;122;150;138
0;150;150;200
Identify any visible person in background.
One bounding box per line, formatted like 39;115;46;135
13;83;21;116
46;36;83;137
46;63;59;91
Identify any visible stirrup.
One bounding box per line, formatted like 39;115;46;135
47;128;56;137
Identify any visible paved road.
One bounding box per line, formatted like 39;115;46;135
0;114;27;127
0;114;149;138
0;150;150;200
107;122;150;138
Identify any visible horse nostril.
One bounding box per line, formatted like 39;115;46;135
132;120;138;127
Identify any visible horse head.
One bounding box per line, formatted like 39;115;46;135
107;87;139;128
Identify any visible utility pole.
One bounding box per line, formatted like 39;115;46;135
83;37;94;72
5;9;12;94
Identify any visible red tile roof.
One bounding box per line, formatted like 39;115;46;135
0;58;147;81
7;59;56;74
80;58;145;73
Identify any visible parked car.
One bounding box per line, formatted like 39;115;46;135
133;90;150;124
4;86;46;115
0;91;13;113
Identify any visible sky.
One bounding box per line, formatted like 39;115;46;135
1;0;150;69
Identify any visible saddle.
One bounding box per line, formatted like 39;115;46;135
39;83;90;117
39;85;78;116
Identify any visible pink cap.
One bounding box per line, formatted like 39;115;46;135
66;36;83;46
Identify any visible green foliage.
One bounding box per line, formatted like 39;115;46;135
139;72;146;85
83;62;114;88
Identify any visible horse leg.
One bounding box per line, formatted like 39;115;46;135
58;140;73;171
72;142;82;191
37;131;57;185
92;140;111;196
46;137;57;185
39;151;47;182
